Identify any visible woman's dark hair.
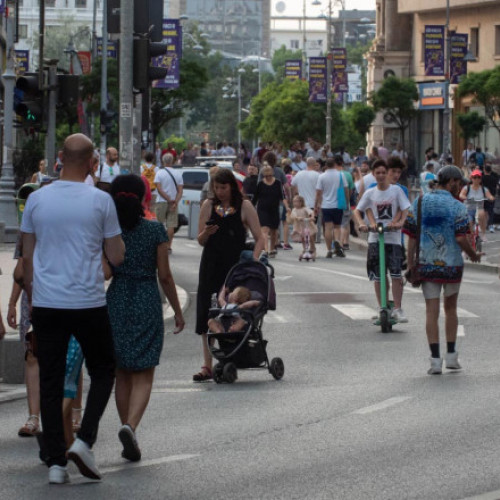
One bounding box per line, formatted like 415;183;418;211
371;159;387;171
212;168;243;210
110;174;145;230
262;151;277;167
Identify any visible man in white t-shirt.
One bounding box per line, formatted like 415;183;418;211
96;147;120;184
354;159;411;323
154;153;183;252
315;157;349;258
21;133;125;484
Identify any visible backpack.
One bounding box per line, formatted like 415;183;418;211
466;184;486;198
142;164;156;190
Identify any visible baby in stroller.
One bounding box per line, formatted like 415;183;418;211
207;285;261;333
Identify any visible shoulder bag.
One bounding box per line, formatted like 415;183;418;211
405;195;423;287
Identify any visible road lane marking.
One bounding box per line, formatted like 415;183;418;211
274;276;292;281
460;490;500;500
455;307;478;318
331;304;377;320
458;325;465;337
151;388;205;393
102;454;200;475
353;397;411;415
265;312;288;323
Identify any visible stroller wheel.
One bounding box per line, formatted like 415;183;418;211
213;363;224;384
223;363;237;384
270;357;285;380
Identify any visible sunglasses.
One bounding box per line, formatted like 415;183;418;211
471;175;481;179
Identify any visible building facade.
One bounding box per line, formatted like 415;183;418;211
366;0;500;170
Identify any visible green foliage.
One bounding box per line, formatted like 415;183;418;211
271;45;303;83
347;41;371;66
13;135;45;186
456;111;486;141
370;76;419;150
240;79;330;146
33;17;91;73
458;66;500;136
161;135;186;153
346;102;376;138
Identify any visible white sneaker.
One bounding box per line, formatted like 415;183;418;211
445;351;462;370
391;308;408;323
49;465;69;484
489;225;495;233
428;357;443;375
67;437;102;480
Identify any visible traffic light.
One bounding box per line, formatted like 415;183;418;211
14;73;44;126
100;108;117;135
133;38;168;92
57;75;80;107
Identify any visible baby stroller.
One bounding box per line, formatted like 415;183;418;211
207;255;284;384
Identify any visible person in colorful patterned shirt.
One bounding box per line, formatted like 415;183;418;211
403;166;481;376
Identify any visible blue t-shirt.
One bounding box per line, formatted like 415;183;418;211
403;190;469;283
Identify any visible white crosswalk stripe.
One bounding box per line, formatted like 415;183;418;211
331;303;378;320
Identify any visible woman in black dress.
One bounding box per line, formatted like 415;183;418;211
253;165;290;257
194;169;264;381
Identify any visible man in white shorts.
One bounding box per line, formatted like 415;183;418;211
404;166;481;375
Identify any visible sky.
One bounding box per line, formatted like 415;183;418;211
272;0;376;17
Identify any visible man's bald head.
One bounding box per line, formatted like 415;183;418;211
62;134;94;169
106;147;119;165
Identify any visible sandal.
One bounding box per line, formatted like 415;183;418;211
72;408;83;433
18;415;40;437
193;366;212;382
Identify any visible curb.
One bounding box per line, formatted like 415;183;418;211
350;236;498;273
0;285;191;404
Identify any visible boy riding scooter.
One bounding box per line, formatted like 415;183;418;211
354;159;411;324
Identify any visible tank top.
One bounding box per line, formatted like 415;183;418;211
205;203;246;257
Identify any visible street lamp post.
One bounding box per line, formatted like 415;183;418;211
222;67;246;146
442;0;451;158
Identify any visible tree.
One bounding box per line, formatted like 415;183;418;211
456;111;486;142
240;79;332;145
346;102;376;139
13;135;45;187
457;66;500;137
370;76;419;153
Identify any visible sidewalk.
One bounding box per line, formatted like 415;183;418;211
0;242;190;403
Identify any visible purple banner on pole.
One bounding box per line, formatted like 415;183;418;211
450;33;468;84
309;57;327;103
424;25;445;76
153;19;182;90
97;38;118;58
14;50;29;76
0;0;5;14
332;48;348;93
285;60;302;81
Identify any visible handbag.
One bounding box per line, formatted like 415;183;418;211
405;195;423;287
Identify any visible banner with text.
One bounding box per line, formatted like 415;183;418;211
77;51;92;74
14;50;29;76
97;38;118;58
332;48;348;94
450;33;468;84
424;25;445;76
285;60;302;81
153;19;182;90
309;57;327;103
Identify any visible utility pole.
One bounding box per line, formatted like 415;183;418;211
45;60;58;168
442;0;451;157
91;0;98;142
325;0;333;147
119;0;134;174
0;1;19;242
100;0;108;161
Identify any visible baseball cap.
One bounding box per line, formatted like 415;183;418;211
437;165;465;184
470;169;482;177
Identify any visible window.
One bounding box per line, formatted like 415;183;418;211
290;39;299;49
75;0;86;7
46;0;55;6
495;26;500;56
470;27;479;59
18;24;28;39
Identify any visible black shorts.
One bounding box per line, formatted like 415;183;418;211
322;208;343;225
366;243;403;281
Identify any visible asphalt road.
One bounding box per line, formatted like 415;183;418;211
2;232;500;500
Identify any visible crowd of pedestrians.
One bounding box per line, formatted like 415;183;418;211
2;132;500;485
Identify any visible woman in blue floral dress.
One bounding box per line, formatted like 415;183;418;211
106;174;185;462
